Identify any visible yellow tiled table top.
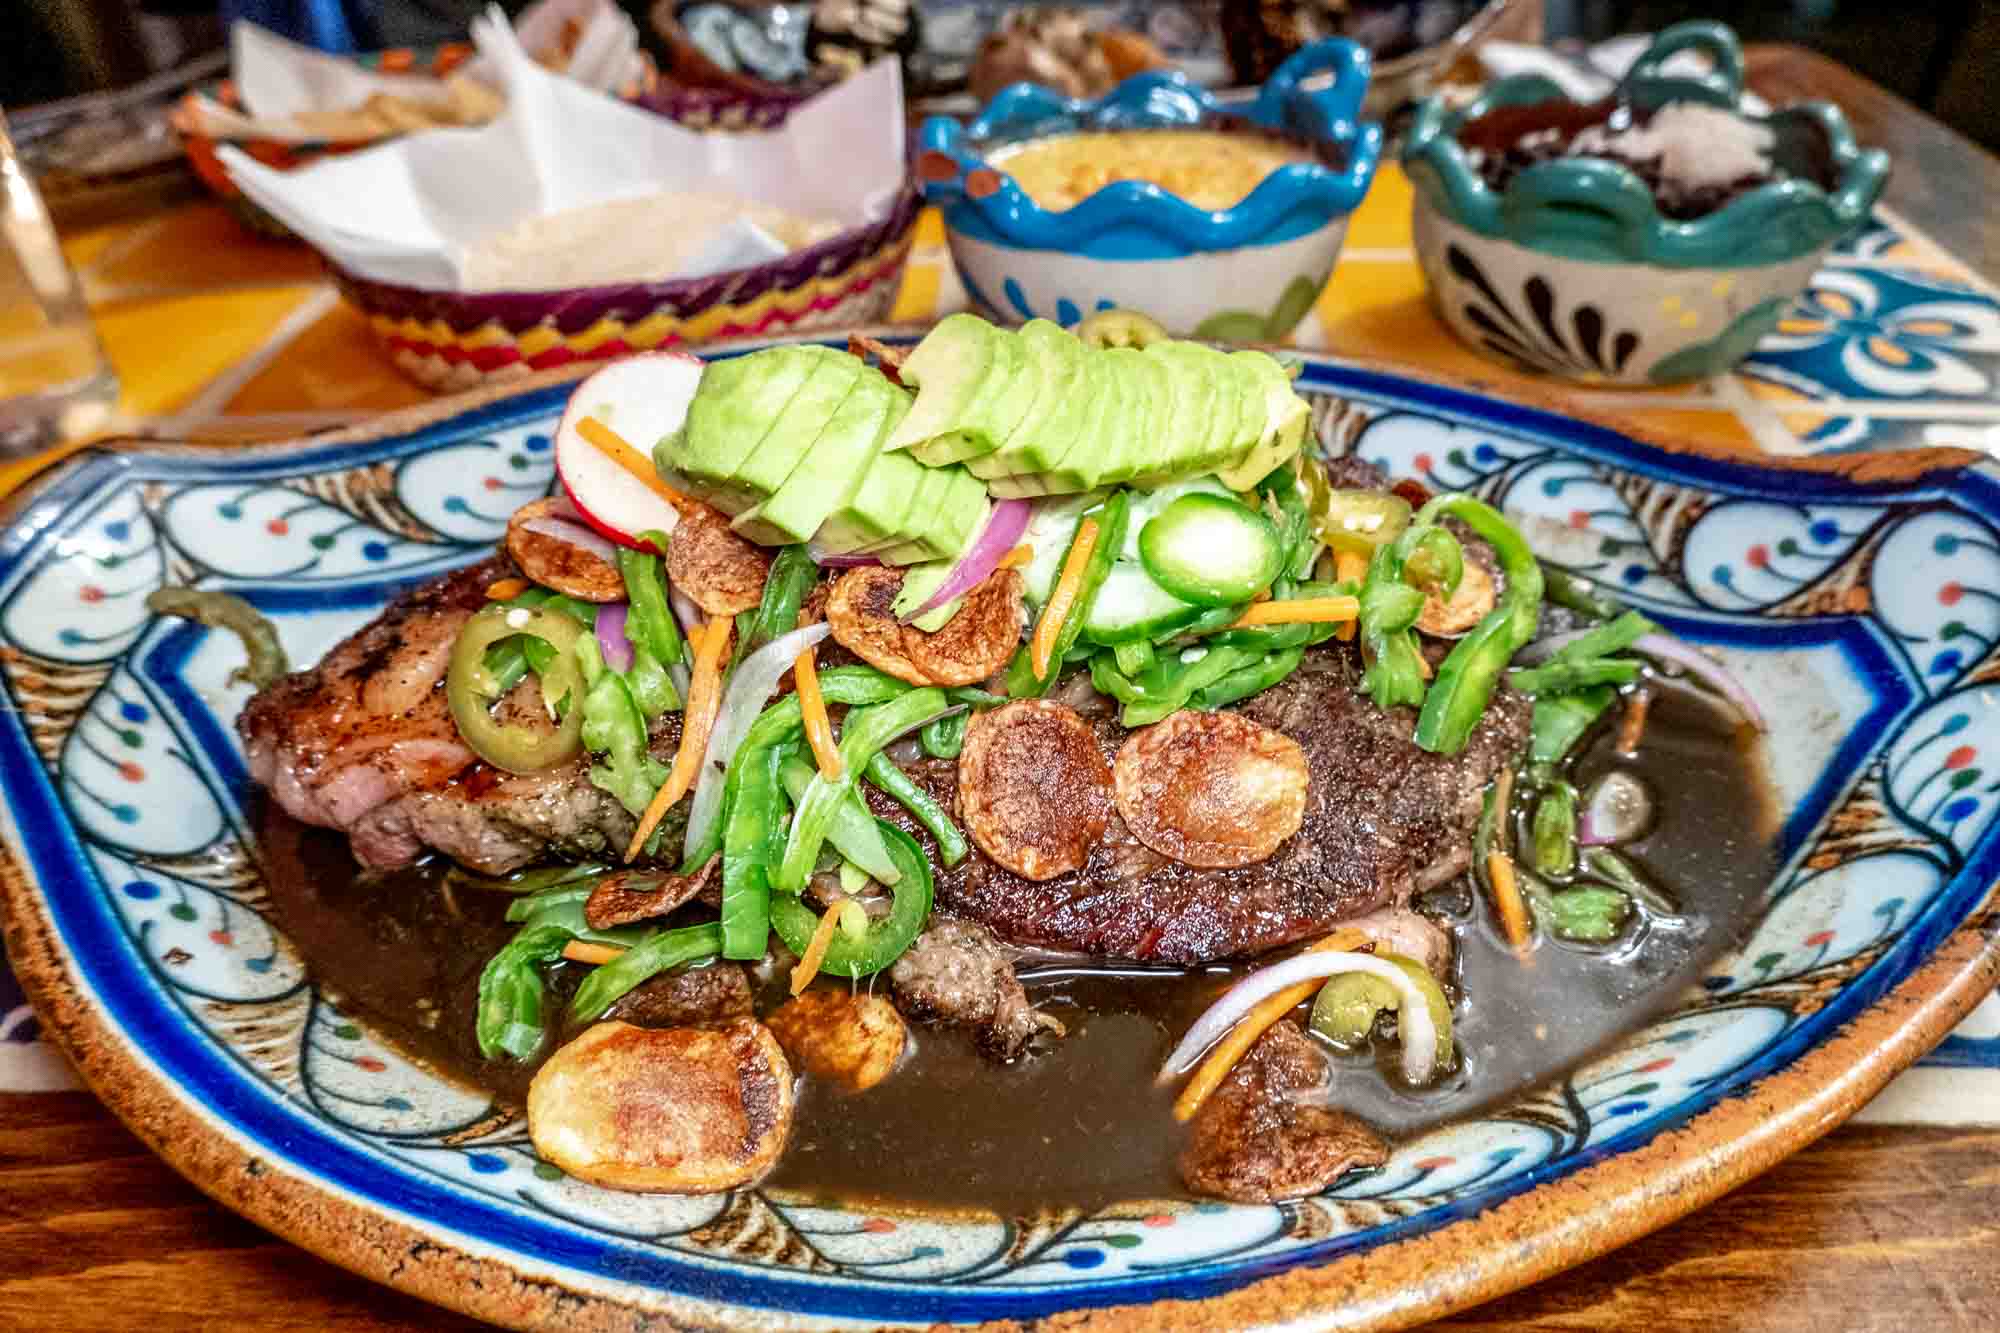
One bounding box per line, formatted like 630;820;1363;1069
6;163;1998;505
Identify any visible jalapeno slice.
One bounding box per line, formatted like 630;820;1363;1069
769;820;933;979
447;605;587;773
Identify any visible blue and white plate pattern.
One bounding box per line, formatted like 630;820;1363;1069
1;342;1997;1325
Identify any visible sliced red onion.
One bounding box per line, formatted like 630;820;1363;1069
1633;633;1767;732
684;622;832;859
1161;950;1442;1087
899;499;1032;623
669;587;705;642
594;601;634;674
1578;770;1653;847
521;514;621;567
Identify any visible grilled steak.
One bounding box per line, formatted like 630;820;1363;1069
887;915;1062;1060
865;649;1528;963
238;557;667;874
245;560;1525;959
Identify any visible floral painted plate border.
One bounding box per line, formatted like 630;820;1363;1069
1;338;1996;1331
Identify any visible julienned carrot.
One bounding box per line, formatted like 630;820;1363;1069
1486;849;1534;955
1334;550;1368;642
996;543;1033;570
576;416;696;517
1172;928;1367;1122
486;577;529;601
1618;688;1652;757
563;940;624;966
795;643;842;780
624;618;731;861
1229;596;1361;628
1030;517;1099;678
789;899;844;996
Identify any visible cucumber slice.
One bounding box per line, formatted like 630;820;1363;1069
1082;562;1202;644
1121;476;1234;561
1018;491;1106;606
1138;493;1283;607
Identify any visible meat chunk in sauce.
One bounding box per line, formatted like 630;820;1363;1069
1179;1021;1388;1202
888;915;1063;1060
527;1018;792;1192
766;989;907;1091
958;699;1112;880
1113;709;1308;868
602;962;754;1029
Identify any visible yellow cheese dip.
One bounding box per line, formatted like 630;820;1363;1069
990;129;1314;212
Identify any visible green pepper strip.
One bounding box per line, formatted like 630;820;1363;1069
1529;686;1615;769
1544;886;1630;943
1403;525;1465;599
619;539;684;667
447;606;587;773
921;711;969;759
1544;566;1625;621
1259;462;1317;581
865;753;968;866
720;744;786;960
1011;491;1131;697
146;587;288;688
1113;644;1257;726
1549;609;1657;664
568;923;726;1025
736;543;818;667
776;688;948;893
1586;848;1686;921
1533;781;1579;876
1511;659;1641;694
1358;543;1429;711
1411;497;1545;755
779;756;902;883
769;820;933;979
473;899;650;1060
580;666;667;817
677;666;910;874
1194;646;1305;711
1174;601;1253;644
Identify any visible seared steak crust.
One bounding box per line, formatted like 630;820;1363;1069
867;649;1528;963
238;556;667;874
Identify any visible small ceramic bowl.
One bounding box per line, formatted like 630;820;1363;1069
917;39;1383;342
1401;21;1889;385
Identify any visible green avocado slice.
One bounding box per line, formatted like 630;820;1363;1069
813;395;924;553
967;319;1090;481
664;346;841;509
732;369;899;546
883;313;999;456
909;326;1040;466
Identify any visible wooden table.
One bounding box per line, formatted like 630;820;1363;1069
3;43;1999;1332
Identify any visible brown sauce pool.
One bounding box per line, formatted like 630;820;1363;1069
256;681;1776;1215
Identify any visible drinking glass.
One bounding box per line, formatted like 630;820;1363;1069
0;111;118;454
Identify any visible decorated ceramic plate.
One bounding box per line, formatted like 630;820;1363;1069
2;335;1996;1330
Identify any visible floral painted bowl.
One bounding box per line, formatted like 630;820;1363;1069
1402;21;1890;385
2;337;1996;1329
917;39;1383;341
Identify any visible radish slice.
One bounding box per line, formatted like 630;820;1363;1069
898;498;1031;624
555;352;705;552
595;602;634;673
1161;950;1443;1087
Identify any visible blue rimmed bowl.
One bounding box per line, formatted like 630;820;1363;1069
1402;21;1890;385
917;39;1383;342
